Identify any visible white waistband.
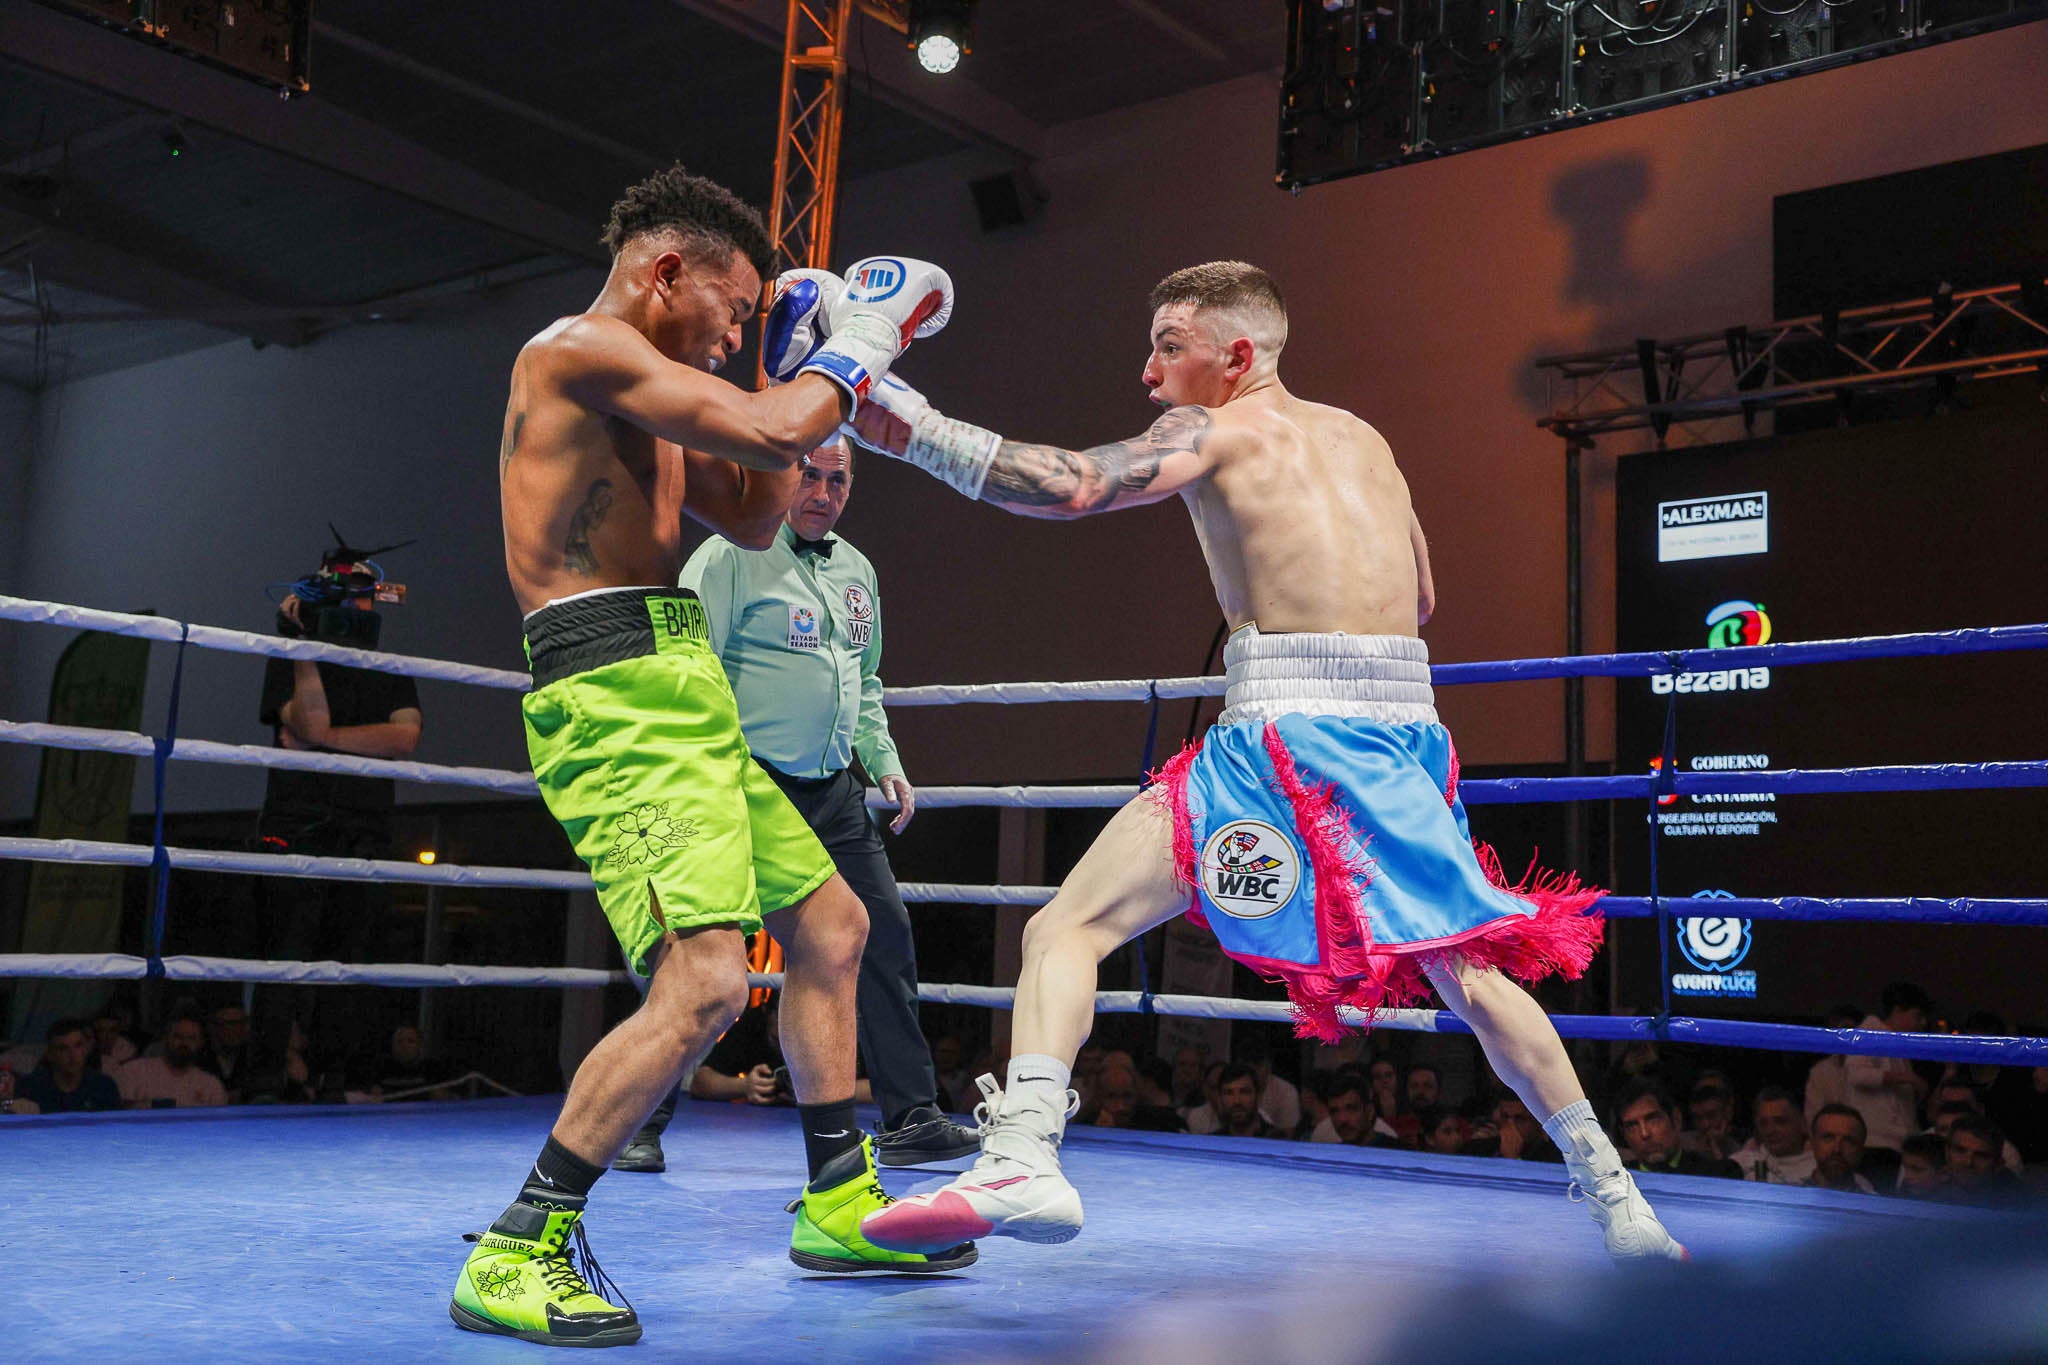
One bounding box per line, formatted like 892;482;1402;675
1218;625;1438;726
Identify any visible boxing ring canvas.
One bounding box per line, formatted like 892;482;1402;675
8;1096;2010;1363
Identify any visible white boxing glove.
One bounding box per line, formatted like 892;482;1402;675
847;372;1001;502
797;256;954;411
761;268;844;385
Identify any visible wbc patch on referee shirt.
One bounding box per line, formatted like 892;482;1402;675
842;584;873;649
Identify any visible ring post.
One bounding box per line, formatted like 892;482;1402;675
144;622;192;978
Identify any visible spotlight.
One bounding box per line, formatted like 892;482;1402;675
908;0;974;75
416;850;437;866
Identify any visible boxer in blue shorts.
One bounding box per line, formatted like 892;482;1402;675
847;261;1688;1263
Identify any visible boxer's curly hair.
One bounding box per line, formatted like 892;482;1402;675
1149;261;1287;350
602;164;773;277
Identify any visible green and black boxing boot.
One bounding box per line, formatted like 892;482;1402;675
451;1194;641;1348
787;1134;977;1274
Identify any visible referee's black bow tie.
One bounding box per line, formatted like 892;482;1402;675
794;537;834;559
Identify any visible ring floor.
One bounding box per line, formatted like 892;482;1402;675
10;1096;2009;1362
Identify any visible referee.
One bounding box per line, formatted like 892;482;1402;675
619;439;976;1169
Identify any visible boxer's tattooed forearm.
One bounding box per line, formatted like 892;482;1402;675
984;407;1211;515
563;478;613;575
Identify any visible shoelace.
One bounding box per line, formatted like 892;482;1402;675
538;1221;633;1314
970;1077;1080;1169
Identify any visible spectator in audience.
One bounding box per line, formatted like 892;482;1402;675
117;1016;229;1109
1803;1002;1866;1125
1942;1114;2024;1206
1309;1069;1400;1148
0;1062;28;1114
1238;1040;1301;1134
91;1008;139;1074
377;1024;459;1101
1926;1076;1981;1127
1895;1132;1948;1199
1091;1058;1185;1132
16;1018;122;1114
1949;1011;2009;1100
242;1018;320;1105
1846;981;1934;1151
1470;1091;1560;1162
200;1004;255;1101
1212;1062;1284;1139
1368;1057;1400;1125
1988;1062;2048;1166
1808;1104;1876;1193
1418;1109;1469;1156
1184;1060;1228;1135
1683;1081;1742;1161
1929;1100;2025;1174
1731;1087;1815;1185
690;999;791;1106
1171;1044;1208;1110
1386;1063;1442;1145
1298;1068;1331;1139
1615;1081;1740;1178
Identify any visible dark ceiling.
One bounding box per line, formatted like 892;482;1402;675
0;0;1287;389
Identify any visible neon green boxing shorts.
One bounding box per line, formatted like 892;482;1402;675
520;587;836;975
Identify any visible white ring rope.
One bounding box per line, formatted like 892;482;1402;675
0;596;532;690
0;834;1057;904
0;720;542;795
883;677;1223;707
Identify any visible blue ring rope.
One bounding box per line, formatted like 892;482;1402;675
1599;896;2048;925
1460;760;2048;804
1429;622;2048;684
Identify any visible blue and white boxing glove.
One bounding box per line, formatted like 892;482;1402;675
774;257;954;412
846;372;1001;502
762;268;844;385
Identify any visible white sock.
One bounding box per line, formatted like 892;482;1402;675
1541;1100;1623;1179
1004;1054;1072;1108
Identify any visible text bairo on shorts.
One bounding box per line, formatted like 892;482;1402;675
1148;627;1604;1042
521;587;836;976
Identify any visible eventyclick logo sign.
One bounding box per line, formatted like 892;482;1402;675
1658;492;1768;562
1670;890;1758;1000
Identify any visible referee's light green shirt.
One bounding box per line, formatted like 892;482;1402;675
679;521;902;782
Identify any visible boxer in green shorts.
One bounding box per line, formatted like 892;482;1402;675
450;165;971;1350
521;588;835;974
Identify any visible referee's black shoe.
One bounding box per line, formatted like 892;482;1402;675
875;1105;980;1166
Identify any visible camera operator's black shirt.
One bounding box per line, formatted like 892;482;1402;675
259;659;420;825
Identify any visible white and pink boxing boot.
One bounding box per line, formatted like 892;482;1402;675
860;1074;1083;1253
1545;1101;1690;1262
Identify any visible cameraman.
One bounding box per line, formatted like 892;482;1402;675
255;550;422;1059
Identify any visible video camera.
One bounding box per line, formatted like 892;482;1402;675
270;525;413;650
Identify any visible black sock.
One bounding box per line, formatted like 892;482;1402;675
797;1098;863;1181
521;1134;605;1204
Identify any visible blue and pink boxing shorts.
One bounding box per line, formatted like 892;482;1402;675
1147;627;1605;1043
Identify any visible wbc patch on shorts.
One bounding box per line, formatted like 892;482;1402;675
1186;767;1323;968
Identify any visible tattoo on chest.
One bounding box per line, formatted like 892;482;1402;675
563;478;614;575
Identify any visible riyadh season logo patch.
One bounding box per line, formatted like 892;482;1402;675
1652;600;1774;695
846;259;905;303
1672;890;1758;999
1199;820;1300;920
787;604;821;650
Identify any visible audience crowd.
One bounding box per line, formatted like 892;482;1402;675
0;999;470;1112
5;976;2040;1209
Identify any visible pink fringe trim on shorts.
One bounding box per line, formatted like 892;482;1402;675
1146;728;1606;1044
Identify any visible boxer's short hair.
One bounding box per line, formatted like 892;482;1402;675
604;164;773;278
1149;261;1287;350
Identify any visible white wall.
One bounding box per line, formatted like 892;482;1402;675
0;270;603;818
3;23;2045;821
0;378;37;725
